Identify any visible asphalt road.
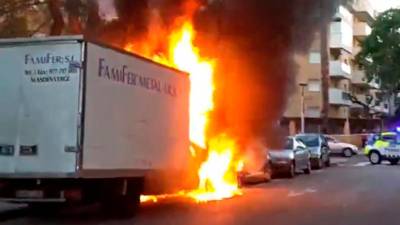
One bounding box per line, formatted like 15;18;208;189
1;155;400;225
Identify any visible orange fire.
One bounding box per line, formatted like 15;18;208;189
188;134;242;202
126;20;242;202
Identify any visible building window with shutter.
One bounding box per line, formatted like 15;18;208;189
309;52;321;64
308;79;321;92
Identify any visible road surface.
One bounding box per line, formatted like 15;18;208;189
1;155;400;225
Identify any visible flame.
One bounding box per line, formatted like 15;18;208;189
170;23;215;148
188;134;242;202
125;20;241;203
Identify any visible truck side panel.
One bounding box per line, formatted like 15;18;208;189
83;43;190;174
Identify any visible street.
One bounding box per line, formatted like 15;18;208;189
0;155;399;225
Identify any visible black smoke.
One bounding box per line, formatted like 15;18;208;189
96;0;344;144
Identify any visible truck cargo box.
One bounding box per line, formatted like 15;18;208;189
0;36;190;180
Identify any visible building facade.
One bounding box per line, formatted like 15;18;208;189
283;0;389;135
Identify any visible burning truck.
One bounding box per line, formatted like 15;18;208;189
0;19;244;216
0;36;192;215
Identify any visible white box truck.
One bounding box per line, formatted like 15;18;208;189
0;36;190;215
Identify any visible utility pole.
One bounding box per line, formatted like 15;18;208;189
300;83;307;133
320;0;330;134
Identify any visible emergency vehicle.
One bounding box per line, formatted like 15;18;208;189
364;132;400;165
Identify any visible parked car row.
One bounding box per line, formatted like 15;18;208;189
269;134;331;178
239;133;360;184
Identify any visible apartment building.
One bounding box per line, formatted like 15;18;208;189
283;0;388;135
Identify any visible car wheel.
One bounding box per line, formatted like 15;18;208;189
343;148;353;158
314;158;323;170
369;151;382;165
389;159;399;165
325;156;331;167
287;162;295;178
303;161;311;175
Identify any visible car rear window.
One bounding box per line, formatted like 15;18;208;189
296;135;319;147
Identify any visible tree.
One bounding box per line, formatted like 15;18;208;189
0;15;29;38
320;0;331;133
0;0;44;37
356;9;400;115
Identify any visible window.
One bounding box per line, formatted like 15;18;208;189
305;107;320;118
296;135;320;147
309;52;321;64
308;80;321;92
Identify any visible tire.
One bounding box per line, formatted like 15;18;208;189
325;155;331;167
369;151;382;165
389;159;399;165
343;148;353;158
314;158;323;169
103;192;140;218
101;179;142;218
28;203;63;215
287;162;295;178
303;161;311;175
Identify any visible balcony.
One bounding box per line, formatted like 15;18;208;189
330;22;353;53
352;0;376;24
334;5;354;24
330;61;351;79
354;22;372;40
329;88;352;106
352;70;380;89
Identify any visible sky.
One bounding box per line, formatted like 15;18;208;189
370;0;400;12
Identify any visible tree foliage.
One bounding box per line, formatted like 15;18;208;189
356;9;400;94
0;0;103;37
0;0;42;38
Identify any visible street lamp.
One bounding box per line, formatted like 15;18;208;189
299;82;307;133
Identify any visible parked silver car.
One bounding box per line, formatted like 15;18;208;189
268;137;311;178
325;136;359;157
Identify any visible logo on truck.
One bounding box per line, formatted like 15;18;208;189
98;58;177;97
24;53;78;83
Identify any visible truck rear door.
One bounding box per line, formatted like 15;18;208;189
0;39;82;174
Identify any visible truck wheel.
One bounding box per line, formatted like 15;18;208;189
101;179;143;218
389;159;399;165
369;151;382;165
343;148;353;158
28;203;63;215
103;192;140;218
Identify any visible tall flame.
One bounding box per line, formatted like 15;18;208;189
126;20;241;202
169;22;215;148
